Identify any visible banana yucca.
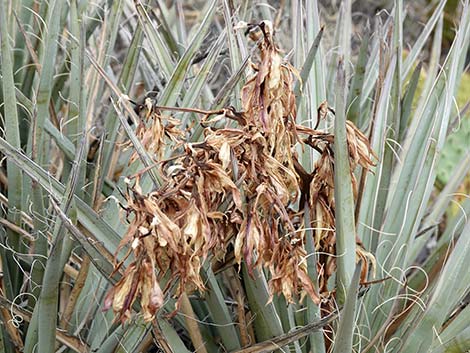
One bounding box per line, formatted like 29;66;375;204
0;1;469;353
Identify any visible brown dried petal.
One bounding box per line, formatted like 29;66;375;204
219;141;231;170
112;266;137;313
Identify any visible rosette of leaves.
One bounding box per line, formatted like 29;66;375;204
1;1;469;353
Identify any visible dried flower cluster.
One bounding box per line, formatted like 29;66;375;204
128;99;183;164
105;20;376;323
301;117;377;294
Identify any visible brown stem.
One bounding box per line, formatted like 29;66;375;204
180;293;209;353
152;320;174;353
60;255;91;330
230;310;338;353
154;105;226;116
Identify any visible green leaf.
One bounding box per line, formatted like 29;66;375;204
92;324;126;353
201;265;242;351
305;0;326;113
158;319;191;353
379;0;470;275
326;5;343;105
242;266;284;341
303;202;325;353
158;0;218;107
113;321;152;353
85;0;123;122
0;136;122;252
181;30;227;127
407;198;470;294
432;305;470;351
399;220;470;352
399;61;423;141
212;52;251;109
5;83;77;159
99;24;144;201
332;262;362;353
430;326;470;353
67;0;85;146
134;1;175;78
154;2;180;57
334;58;356;303
402;0;446;80
413;14;443;131
12;0;35;78
292;0;306;71
222;0;246;106
27;0;64;164
347;27;371;125
36;126;87;353
409;152;470;262
359;24;380;109
0;0;23;298
294;27;324;106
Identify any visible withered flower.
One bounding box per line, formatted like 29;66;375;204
128;98;183;164
106;20;376;323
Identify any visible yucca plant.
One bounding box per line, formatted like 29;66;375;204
0;1;469;353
